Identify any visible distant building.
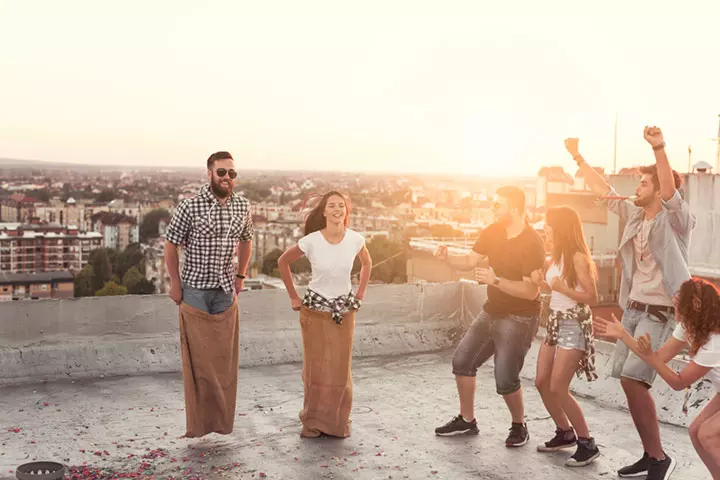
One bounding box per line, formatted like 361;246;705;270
0;223;102;274
536;166;574;208
91;212;139;250
0;271;74;301
0;195;35;223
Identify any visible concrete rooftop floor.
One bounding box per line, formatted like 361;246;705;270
0;352;709;480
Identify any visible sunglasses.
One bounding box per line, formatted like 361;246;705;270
216;168;237;179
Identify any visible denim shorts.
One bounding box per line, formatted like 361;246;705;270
553;316;586;351
182;285;235;315
610;307;677;386
452;309;540;395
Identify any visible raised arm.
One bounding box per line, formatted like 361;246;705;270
564;138;612;197
643;126;696;235
643;126;676;201
564;137;636;221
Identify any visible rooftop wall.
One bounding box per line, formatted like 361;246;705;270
0;283;467;386
0;282;711;429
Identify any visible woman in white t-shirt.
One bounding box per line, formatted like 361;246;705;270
277;191;372;438
530;206;600;467
596;277;720;478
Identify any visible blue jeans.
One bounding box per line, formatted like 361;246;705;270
182;285;235;315
452;310;540;395
611;306;676;386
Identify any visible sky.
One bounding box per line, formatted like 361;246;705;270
1;0;719;176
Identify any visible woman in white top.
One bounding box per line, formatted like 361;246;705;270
277;191;372;438
530;206;600;467
596;277;720;478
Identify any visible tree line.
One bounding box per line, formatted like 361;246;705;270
74;243;155;297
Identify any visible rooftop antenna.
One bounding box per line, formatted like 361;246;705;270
613;112;618;174
715;114;720;172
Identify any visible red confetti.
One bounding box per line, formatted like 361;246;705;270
7;427;21;433
151;408;155;412
93;451;102;456
294;457;299;461
350;451;359;456
320;465;329;468
259;474;266;478
103;450;110;456
30;440;36;444
376;451;384;456
79;449;85;453
43;402;50;407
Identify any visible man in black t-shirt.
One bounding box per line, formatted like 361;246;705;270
434;186;545;447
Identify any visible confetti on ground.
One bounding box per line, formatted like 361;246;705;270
7;427;21;433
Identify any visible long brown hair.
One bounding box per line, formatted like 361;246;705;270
676;277;720;356
302;191;351;235
545;206;596;289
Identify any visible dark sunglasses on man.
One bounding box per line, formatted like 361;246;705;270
216;168;237;179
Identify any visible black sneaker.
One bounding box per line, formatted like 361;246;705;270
537;427;576;452
618;452;650;477
505;422;529;447
565;437;600;467
646;454;676;480
435;415;479;436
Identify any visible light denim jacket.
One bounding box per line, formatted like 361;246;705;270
605;188;696;308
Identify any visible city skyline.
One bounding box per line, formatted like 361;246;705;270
1;0;719;176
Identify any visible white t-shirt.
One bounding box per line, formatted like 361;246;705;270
629;218;673;306
545;261;584;311
672;325;720;392
297;229;366;299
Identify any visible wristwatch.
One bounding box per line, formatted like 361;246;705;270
236;273;246;279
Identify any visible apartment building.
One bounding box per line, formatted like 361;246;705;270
91;212;139;251
0;224;103;274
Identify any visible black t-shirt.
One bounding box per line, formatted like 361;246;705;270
472;223;546;316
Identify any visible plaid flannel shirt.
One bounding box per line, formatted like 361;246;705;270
302;289;361;324
165;184;253;293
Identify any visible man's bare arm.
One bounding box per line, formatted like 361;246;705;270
564;138;612;196
437;247;486;271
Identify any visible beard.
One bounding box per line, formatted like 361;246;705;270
633;195;650;207
211;177;232;198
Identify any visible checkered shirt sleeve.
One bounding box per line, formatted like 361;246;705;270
164;199;192;246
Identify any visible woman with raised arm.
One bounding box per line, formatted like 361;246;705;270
531;206;600;467
277;191;372;438
596;277;720;479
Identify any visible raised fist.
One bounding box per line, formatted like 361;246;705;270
643;126;665;148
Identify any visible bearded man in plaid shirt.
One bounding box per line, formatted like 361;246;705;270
163;151;253;437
